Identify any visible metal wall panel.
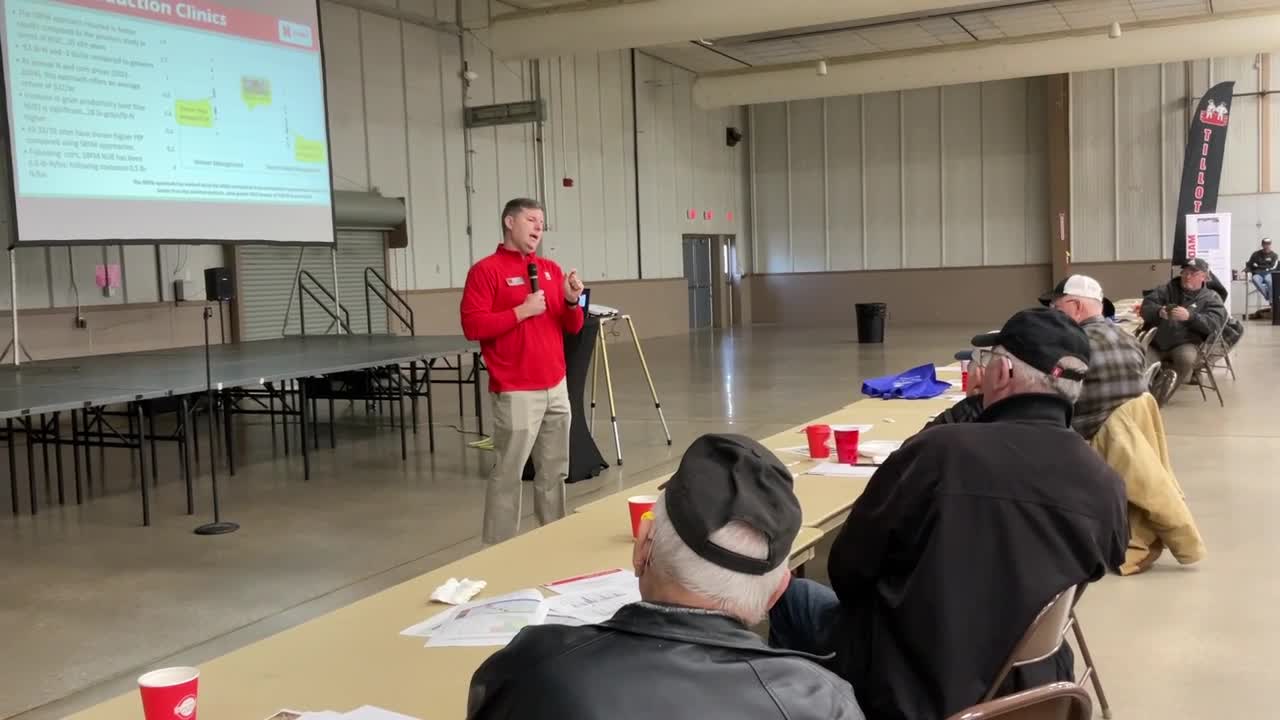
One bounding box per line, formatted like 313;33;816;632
982;79;1030;265
1116;65;1164;260
1070;70;1117;262
825;96;865;271
751;103;792;273
902;88;942;268
863;92;903;270
942;84;984;267
788;100;828;272
1024;78;1050;265
1215;56;1260;197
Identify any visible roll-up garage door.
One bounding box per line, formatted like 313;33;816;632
236;230;388;341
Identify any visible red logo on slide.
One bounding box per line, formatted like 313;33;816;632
279;20;314;48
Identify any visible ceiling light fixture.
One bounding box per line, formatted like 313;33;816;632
1108;21;1122;39
817;59;828;76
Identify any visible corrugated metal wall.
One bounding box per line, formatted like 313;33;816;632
236;231;387;341
1069;54;1280;262
749;77;1050;274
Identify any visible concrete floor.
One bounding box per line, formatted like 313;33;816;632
2;323;1277;719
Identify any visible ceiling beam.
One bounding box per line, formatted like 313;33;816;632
487;0;970;60
692;12;1280;108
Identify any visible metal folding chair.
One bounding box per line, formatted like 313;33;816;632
985;586;1113;719
948;682;1092;720
1191;325;1231;407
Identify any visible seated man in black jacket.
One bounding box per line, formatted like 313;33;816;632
768;308;1127;720
467;434;864;720
1140;258;1228;405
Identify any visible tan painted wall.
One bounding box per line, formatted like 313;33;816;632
1071;260;1175;300
400;278;690;341
748;265;1054;327
1;302;225;362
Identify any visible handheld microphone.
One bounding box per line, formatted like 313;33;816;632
527;262;539;293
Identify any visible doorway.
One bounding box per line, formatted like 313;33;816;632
682;235;713;330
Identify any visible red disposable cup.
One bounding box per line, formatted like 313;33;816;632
628;495;657;537
805;424;832;459
832;426;861;464
138;667;199;720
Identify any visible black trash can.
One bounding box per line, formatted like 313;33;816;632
855;302;887;344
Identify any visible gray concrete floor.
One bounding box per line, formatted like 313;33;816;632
2;323;1277;719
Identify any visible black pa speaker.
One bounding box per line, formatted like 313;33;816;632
726;126;743;147
204;267;235;302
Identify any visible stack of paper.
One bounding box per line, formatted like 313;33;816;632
858;440;903;464
543;568;641;625
265;707;418;720
805;463;876;478
400;569;640;647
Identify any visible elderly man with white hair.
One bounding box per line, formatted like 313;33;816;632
1040;274;1147;439
768;308;1128;720
466;433;864;720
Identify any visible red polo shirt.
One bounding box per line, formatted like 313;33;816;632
460;246;585;393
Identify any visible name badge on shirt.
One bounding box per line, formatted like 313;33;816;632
506;276;525;287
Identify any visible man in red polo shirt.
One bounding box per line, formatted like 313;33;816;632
461;198;585;544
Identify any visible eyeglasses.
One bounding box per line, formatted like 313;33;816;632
971;348;997;368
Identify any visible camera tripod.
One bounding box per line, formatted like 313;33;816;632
588;312;672;465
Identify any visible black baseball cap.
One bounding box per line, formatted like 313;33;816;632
658;434;801;576
1181;258;1211;273
970;307;1090;381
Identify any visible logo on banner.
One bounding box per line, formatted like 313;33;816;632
279;20;314;48
1199;101;1229;128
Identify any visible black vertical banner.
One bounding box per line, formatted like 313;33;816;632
1172;81;1235;266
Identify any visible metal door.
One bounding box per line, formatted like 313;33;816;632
682;236;713;329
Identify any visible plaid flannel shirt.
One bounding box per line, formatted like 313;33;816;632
1073;316;1147;439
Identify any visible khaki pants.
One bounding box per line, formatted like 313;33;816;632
483;379;570;544
1147;344;1199;396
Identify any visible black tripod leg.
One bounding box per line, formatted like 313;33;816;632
71;410;82;505
40;414;50;499
328;397;335;449
135;404;150;527
53;412;64;505
7;419;17;515
223;390;235;477
24;416;36;515
180;397;193;515
299;379;311;481
147;404;159;489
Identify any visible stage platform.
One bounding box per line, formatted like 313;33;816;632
0;335;478;419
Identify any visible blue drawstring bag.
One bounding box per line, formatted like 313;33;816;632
861;363;952;400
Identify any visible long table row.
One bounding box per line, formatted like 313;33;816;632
68;364;966;720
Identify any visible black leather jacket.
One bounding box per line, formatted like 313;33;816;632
467;601;865;720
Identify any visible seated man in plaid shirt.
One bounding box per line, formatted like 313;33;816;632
1042;275;1147;439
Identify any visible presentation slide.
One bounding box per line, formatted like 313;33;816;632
0;0;334;244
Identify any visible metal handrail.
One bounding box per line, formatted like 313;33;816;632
364;267;415;335
297;270;352;335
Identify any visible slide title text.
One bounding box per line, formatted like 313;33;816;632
99;0;227;27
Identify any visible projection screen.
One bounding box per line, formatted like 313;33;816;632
0;0;335;245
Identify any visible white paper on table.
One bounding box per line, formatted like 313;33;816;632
300;713;344;720
543;567;633;594
794;424;873;434
858;440;902;460
805;463;877;478
341;706;421;720
937;362;964;371
400;606;459;638
423;589;548;647
777;445;821;458
543;574;640;625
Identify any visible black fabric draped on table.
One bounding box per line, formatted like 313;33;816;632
523;315;609;483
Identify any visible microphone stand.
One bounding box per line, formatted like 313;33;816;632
194;305;239;535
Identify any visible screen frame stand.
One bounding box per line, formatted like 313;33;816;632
3;249;31;366
194;305;238;536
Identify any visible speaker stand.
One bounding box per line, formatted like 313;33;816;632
194;306;238;536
